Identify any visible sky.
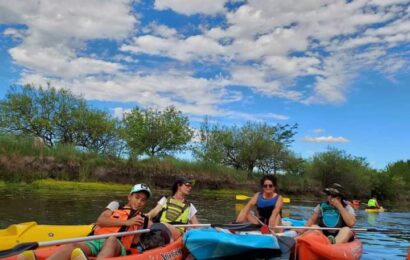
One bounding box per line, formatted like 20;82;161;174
0;0;409;170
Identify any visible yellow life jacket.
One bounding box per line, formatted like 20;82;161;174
159;197;190;225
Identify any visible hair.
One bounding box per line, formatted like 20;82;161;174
171;180;184;195
260;175;278;188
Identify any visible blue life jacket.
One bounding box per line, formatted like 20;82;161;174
256;192;278;224
318;201;346;228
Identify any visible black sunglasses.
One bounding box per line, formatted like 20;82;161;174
263;184;273;188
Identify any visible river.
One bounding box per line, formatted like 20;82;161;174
0;189;409;259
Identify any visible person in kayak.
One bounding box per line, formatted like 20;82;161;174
303;183;356;244
367;195;380;209
235;175;284;232
18;183;152;260
147;176;199;235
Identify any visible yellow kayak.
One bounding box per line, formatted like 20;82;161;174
0;221;94;250
365;207;385;213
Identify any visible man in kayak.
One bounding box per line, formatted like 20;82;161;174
303;183;356;244
18;183;152;260
367;195;380;209
235;175;284;233
147;176;199;235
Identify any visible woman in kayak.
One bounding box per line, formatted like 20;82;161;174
302;183;356;244
236;175;284;232
147;176;199;235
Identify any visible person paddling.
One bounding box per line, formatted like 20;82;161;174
235;175;284;233
367;195;380;209
301;183;356;244
147;176;199;235
18;183;151;260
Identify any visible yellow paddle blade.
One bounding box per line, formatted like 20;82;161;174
235;194;291;203
235;194;251;200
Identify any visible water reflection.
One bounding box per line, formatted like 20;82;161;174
1;190;409;259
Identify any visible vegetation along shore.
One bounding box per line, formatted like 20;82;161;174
0;84;409;206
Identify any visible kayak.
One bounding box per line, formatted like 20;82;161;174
365;207;385;213
2;237;184;260
0;222;94;250
282;217;306;227
183;228;295;260
295;230;363;260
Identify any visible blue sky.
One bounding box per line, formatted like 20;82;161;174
0;0;409;169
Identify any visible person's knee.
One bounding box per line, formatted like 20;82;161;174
104;236;119;247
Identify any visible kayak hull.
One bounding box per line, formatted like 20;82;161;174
2;237;184;260
0;222;94;250
295;230;363;260
183;228;295;260
365;207;385;213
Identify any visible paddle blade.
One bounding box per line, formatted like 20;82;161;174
212;223;262;231
283;197;291;203
236;194;251;200
0;242;39;258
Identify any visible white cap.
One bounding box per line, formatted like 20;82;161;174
130;183;152;198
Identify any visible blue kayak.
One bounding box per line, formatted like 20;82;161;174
282;217;306;227
183;228;295;260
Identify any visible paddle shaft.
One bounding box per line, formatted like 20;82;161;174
38;228;150;247
0;229;150;258
273;225;400;233
236;194;290;203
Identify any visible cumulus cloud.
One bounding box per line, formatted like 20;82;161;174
303;136;350;143
154;0;229;15
1;0;409;118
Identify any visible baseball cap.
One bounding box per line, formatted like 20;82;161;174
130;183;152;198
323;183;344;197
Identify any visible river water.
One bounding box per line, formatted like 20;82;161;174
0;189;409;259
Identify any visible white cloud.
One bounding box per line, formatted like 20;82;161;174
313;128;324;134
154;0;228;15
1;0;409;116
303;136;350;143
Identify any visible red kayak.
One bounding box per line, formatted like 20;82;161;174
295;231;363;260
3;237;184;260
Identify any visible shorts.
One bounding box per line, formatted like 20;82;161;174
85;238;127;256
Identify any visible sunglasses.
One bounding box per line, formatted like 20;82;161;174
263;184;273;188
183;183;193;187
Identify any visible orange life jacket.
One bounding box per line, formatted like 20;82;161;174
93;207;142;250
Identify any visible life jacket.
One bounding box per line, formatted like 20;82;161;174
93;206;147;250
256;192;279;224
159;197;190;224
318;201;346;229
367;199;378;208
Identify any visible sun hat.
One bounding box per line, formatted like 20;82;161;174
130;183;152;198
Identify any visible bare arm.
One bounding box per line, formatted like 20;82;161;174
306;211;319;227
268;195;283;227
146;203;164;220
332;199;356;227
236;193;258;223
189;214;199;224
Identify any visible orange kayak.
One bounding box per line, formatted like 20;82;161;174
3;237;184;260
295;231;363;260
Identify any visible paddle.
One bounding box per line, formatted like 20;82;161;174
271;226;403;233
173;223;262;231
236;194;291;203
0;228;150;258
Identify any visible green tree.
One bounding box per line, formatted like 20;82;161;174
305;148;374;198
74;107;121;154
0;84;121;155
122;106;193;158
194;121;298;173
